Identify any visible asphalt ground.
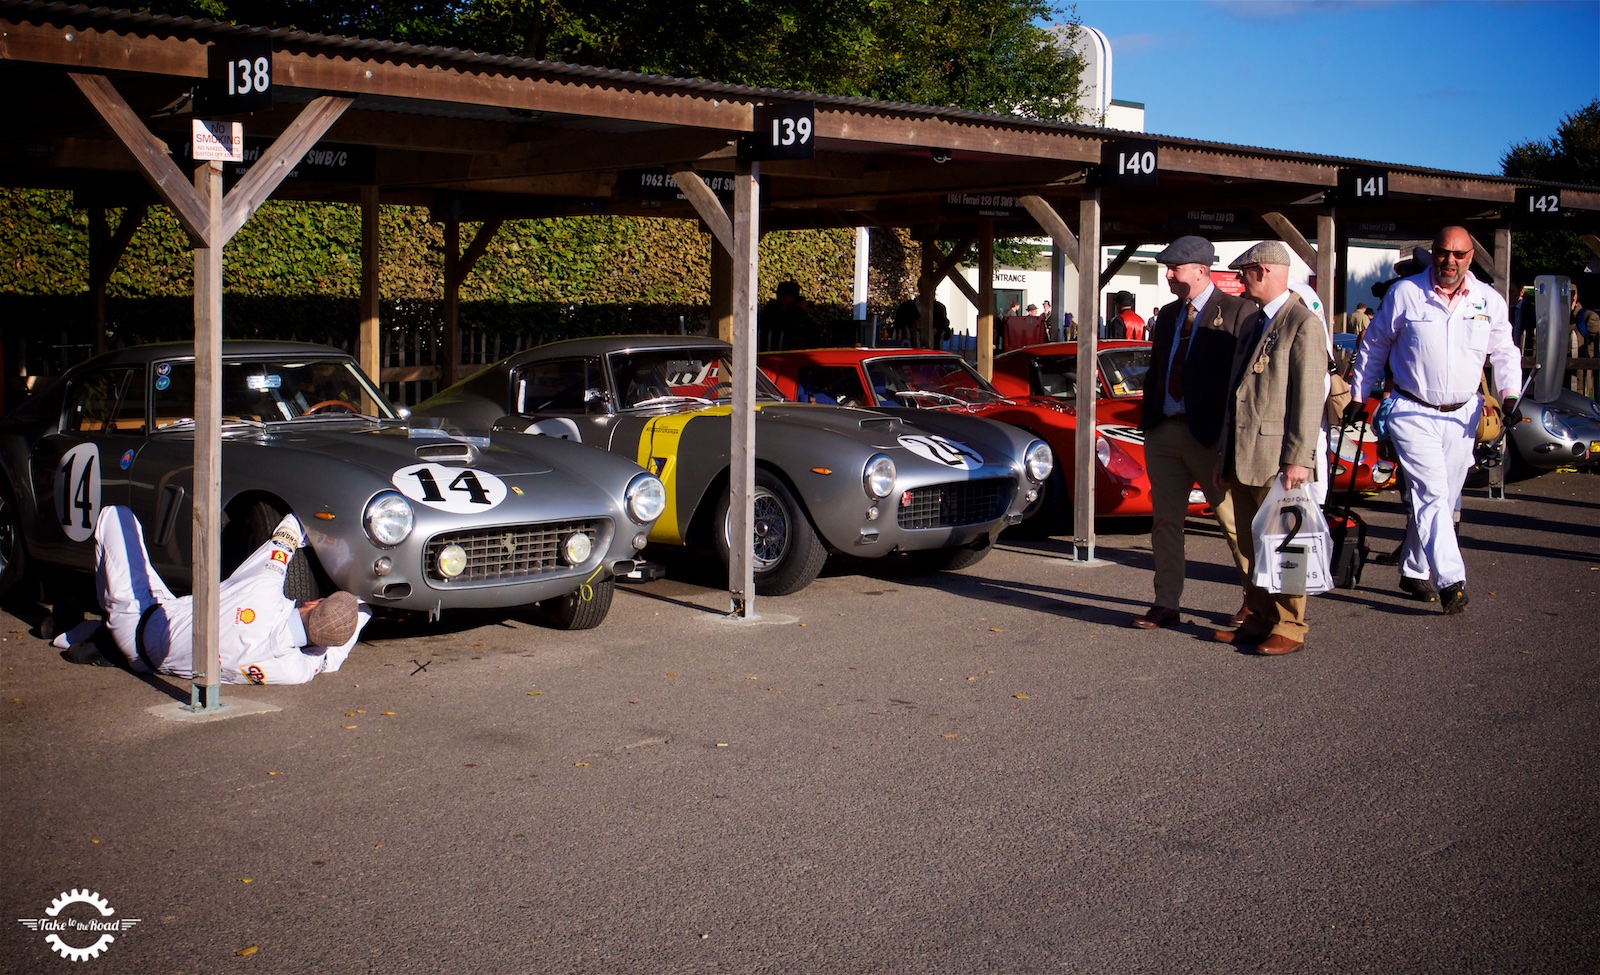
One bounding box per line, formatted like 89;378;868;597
3;469;1598;975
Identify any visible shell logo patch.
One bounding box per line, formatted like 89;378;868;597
236;607;257;625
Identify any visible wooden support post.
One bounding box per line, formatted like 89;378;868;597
1262;212;1318;269
711;242;734;342
1316;210;1336;323
1074;189;1102;563
360;185;381;384
977;224;995;380
444;218;461;387
190;161;224;711
728;160;760;617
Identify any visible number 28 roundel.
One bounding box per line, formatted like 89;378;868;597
391;463;508;513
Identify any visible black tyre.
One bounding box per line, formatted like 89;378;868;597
539;575;614;630
224;500;323;604
713;470;827;596
0;484;27;599
907;543;992;572
1009;464;1068;539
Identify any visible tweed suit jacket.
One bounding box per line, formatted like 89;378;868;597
1137;287;1257;447
1222;293;1329;488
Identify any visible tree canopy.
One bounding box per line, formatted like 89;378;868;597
139;0;1087;121
1502;99;1599;282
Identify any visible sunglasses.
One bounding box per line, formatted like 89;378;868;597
1234;264;1262;278
1435;248;1472;260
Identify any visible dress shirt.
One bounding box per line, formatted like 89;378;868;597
1351;269;1521;405
1162;283;1216;416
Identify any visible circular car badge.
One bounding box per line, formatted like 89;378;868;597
896;434;984;470
392;463;508;512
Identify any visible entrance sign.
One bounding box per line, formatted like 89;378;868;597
200;38;273;114
1100;139;1158;187
739;103;816;161
191;119;243;162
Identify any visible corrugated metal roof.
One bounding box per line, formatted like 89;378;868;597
3;1;1589;192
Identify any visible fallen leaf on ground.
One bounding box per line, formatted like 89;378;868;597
942;733;959;739
235;946;259;957
1014;694;1030;700
990;627;1003;633
574;761;590;767
240;878;254;884
341;725;357;730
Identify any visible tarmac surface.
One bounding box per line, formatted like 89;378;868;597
3;469;1598;975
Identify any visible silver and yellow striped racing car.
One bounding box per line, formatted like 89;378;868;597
411;336;1052;595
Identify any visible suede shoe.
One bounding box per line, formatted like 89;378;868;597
1440;582;1469;615
1254;634;1304;655
1399;576;1438;602
1132;607;1180;630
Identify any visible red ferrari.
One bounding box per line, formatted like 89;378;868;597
760;346;1198;534
990;340;1396;496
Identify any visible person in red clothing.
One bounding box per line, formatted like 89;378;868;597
1114;291;1146;340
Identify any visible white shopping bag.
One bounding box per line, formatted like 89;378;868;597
1250;476;1334;595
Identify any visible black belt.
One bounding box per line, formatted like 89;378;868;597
1395;387;1468;412
134;602;160;669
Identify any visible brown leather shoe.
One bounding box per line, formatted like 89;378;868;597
1213;624;1272;645
1254;634;1304;655
1227;604;1251;627
1131;607;1180;629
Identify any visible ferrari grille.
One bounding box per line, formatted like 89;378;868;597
897;478;1012;529
424;520;608;584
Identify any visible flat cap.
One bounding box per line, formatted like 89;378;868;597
306;591;361;649
1155;235;1215;267
1229;241;1292;268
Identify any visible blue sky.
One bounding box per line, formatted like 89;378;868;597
1063;0;1599;176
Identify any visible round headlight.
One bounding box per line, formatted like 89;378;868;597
364;491;414;546
626;473;667;524
437;543;467;578
1024;440;1053;482
864;454;896;499
563;532;593;565
1542;409;1575;440
1094;435;1111;467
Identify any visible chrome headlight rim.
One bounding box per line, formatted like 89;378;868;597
625;472;667;525
1094;435;1111;468
363;490;415;546
1024;440;1053;482
562;531;594;565
437;542;467;578
863;453;896;499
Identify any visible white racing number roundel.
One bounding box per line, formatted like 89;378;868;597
55;443;103;542
392;463;508;513
896;434;984;471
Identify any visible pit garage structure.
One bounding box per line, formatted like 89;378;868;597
3;1;1597;705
